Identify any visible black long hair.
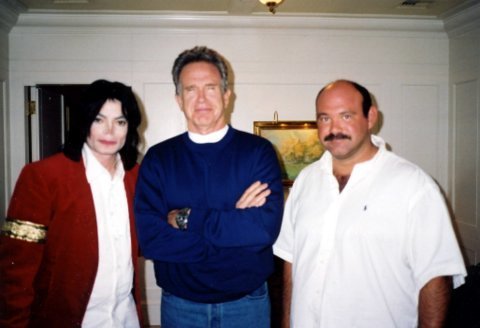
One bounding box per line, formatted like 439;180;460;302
63;79;141;170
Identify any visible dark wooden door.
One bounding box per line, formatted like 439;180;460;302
26;84;87;162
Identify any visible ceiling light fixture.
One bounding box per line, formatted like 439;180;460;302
259;0;283;14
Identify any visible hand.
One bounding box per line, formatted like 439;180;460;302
236;181;271;209
167;209;180;229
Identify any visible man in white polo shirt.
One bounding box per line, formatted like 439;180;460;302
273;79;466;327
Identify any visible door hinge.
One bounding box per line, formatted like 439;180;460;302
27;100;36;116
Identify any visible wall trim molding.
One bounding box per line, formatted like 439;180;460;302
443;1;480;36
14;12;445;35
0;0;25;33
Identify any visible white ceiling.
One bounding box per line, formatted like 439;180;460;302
14;0;477;18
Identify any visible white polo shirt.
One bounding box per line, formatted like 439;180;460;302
273;135;466;328
82;144;139;328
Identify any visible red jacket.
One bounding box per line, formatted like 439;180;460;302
0;153;143;327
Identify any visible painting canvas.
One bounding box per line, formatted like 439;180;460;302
254;121;324;186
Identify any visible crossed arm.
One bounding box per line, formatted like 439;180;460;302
167;181;271;228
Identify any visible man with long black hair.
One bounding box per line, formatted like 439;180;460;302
0;79;144;327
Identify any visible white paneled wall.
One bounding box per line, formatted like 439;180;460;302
446;3;480;266
0;79;6;220
0;5;12;219
8;13;451;325
400;84;443;180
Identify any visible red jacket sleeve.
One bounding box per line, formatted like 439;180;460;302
0;164;53;327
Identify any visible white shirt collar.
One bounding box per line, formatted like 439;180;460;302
320;134;386;172
82;143;124;183
188;125;229;144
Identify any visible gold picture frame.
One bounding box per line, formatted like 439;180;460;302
254;121;324;186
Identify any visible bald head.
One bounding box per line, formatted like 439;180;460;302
316;80;372;118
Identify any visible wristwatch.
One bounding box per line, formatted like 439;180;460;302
175;208;191;231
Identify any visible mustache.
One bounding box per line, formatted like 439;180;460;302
324;133;351;142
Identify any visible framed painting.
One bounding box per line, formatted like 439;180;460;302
254;121;324;186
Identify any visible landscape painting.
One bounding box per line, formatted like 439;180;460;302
254;121;324;186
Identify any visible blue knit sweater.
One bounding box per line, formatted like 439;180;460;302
134;127;284;303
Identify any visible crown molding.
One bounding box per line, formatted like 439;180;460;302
13;12;445;35
0;0;26;33
443;1;480;37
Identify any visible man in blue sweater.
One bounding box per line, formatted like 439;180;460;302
134;46;284;327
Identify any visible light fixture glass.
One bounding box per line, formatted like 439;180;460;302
259;0;283;14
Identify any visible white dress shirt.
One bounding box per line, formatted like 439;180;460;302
274;135;466;327
81;144;139;328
